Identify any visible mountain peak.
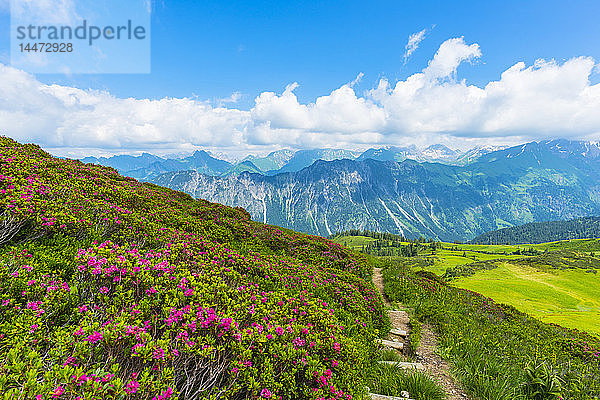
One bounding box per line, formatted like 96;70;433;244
192;149;211;158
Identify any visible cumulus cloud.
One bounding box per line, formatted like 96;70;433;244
252;82;386;134
403;28;427;64
423;37;481;80
1;37;600;157
0;64;250;155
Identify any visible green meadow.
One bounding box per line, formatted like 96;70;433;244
334;235;600;336
454;263;600;335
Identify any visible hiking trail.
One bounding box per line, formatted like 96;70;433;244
372;267;470;400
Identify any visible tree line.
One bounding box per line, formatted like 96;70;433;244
471;216;600;245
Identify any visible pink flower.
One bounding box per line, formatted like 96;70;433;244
152;387;173;400
52;386;64;398
153;347;165;360
146;286;158;295
100;286;109;293
63;356;77;366
85;331;103;344
261;389;273;398
125;380;139;394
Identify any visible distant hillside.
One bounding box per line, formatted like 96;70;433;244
471;216;600;244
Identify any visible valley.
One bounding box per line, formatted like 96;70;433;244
333;233;600;336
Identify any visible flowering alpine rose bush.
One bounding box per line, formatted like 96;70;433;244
0;137;387;399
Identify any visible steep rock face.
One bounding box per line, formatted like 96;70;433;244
154;141;600;241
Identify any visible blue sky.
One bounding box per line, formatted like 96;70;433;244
2;0;599;103
0;0;599;157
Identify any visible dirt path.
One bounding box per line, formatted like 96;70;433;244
372;267;390;306
372;268;470;400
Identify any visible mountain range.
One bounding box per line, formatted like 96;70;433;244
82;149;232;181
82;143;502;180
149;140;600;241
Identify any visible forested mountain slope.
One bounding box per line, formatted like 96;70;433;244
472;216;600;244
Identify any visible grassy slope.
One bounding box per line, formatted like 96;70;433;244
0;138;387;400
334;235;600;337
381;258;600;399
454;263;600;335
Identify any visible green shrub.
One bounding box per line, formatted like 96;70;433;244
522;363;563;400
379;348;402;362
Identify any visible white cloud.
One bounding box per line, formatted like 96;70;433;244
403;28;427;64
423;37;481;80
369;37;485;133
252;82;386;134
1;37;600;157
217;91;242;107
0;64;250;155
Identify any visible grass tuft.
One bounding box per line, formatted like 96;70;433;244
367;363;445;400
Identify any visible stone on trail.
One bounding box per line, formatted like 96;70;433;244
375;338;404;350
390;328;407;337
377;361;425;370
369;393;414;400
